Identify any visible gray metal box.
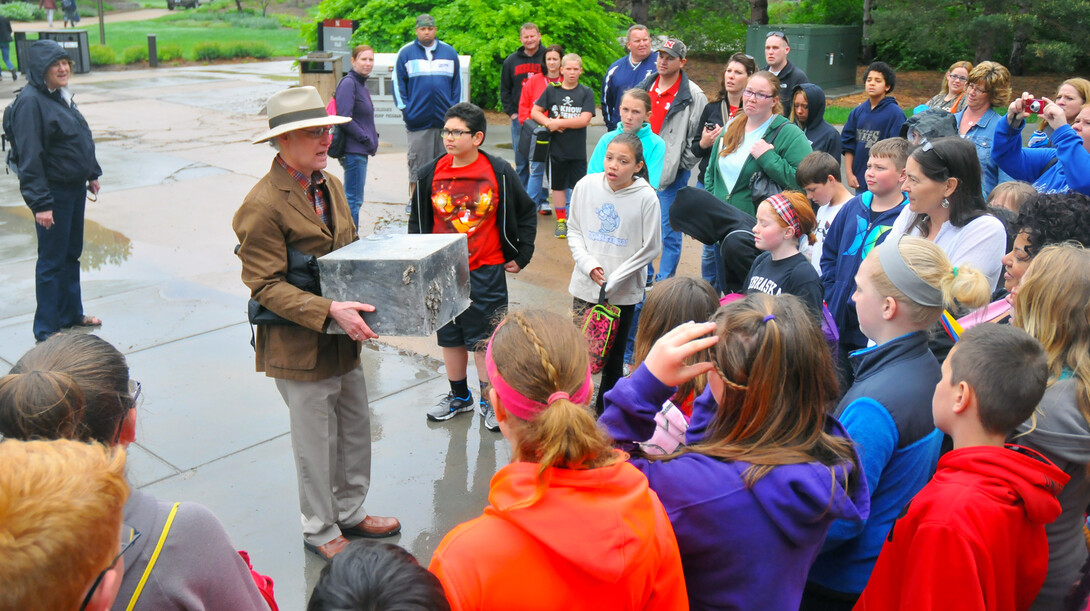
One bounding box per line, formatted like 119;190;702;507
318;234;471;336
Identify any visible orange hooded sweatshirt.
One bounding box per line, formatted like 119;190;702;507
429;458;688;610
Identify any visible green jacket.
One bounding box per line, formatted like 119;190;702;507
703;114;813;216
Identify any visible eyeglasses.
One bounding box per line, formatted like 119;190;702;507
947;73;968;83
766;31;788;43
920;140;952;177
300;126;333;138
742;88;775;101
967;84;988;95
441;128;473;139
79;525;141;611
113;379;140;443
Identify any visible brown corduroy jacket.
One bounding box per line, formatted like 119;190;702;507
232;159;360;381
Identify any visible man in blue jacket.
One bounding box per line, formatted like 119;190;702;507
394;14;463;198
601;25;657;132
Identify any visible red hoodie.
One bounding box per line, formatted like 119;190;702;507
855;445;1070;611
429;458;688;610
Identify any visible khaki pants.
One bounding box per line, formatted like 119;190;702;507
275;366;371;546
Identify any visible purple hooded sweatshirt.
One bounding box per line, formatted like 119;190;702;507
599;365;870;611
334;69;379;157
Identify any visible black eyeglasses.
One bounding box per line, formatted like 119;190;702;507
79;525;141;611
947;72;968;83
441;128;473;139
113;380;141;443
766;31;789;43
920;140;952;177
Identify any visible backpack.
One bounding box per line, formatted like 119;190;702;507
2;87;26;178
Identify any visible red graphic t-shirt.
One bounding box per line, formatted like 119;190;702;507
431;153;504;270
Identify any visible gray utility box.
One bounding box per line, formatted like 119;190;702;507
318;234;471;337
747;25;862;91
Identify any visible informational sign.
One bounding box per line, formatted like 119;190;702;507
318;19;358;74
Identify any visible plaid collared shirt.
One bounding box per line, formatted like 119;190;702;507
275;155;329;227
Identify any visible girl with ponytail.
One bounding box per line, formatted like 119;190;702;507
600;293;866;610
429;309;687;610
803;235;991;609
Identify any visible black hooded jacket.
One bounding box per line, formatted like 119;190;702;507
669;186;760;293
11;40;101;213
793;83;841;163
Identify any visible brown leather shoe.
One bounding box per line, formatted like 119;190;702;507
342;515;401;538
303;535;349;560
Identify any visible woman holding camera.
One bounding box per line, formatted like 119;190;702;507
994;92;1090;197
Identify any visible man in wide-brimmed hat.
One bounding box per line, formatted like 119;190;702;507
232;86;400;561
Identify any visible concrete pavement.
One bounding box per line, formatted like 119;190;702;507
0;60;703;608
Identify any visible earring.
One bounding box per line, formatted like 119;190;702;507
941;197;950;209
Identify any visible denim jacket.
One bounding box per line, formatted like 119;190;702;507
955;107;1011;197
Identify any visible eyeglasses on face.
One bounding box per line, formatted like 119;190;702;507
742;88;775;101
299;126;334;138
948;73;968;83
967;84;988;95
79;526;141;611
441;128;473;139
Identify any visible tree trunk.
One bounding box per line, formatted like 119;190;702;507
861;0;876;64
630;0;649;24
749;0;768;25
1007;0;1032;75
234;0;243;12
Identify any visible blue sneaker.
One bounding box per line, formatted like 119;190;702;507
427;391;474;421
479;394;499;431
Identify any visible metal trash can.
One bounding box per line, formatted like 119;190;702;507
298;52;342;105
13;29;92;74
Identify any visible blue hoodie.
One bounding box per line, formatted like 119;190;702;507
993;117;1090;196
841;96;906;190
794;83;842;164
600;365;870;611
393;38;463;131
820;191;907;348
808;331;943;595
587;122;666;189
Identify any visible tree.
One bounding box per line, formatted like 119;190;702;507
305;0;627;111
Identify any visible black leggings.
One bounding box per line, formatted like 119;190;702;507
573;298;636;416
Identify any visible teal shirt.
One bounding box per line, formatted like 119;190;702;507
588;122;666;189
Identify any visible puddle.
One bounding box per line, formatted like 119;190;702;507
0;205;132;270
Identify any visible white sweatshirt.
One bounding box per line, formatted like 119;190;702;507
567;173;662;305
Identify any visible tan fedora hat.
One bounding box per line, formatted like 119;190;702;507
253;86;350;144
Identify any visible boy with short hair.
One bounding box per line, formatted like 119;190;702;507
797;151;853;273
530;53;595;239
856;324;1069;610
408;102;537;430
820;137;910;382
841;61;906;193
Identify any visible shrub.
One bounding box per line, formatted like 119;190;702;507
0;2;45;21
193;41;223;61
122;45;149;64
307;0;626;112
88;44;116;66
224;41;272;58
157;43;185;61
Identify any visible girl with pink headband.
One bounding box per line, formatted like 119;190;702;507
745;190;824;317
429;309;687;609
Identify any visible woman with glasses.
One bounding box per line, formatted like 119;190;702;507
994;93;1090;198
704;71;813;216
925;61;972;113
0;334;272;611
954;61;1013;197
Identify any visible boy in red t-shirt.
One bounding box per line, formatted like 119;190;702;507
408;103;537;430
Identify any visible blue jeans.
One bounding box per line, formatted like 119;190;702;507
511;118;529;188
527;159;549;206
34;184;86;341
339;153;368;229
653;169;690;282
0;43;12;71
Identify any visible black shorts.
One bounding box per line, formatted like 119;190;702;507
549;158;587;191
437;263;508;351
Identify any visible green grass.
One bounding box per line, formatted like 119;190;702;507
99;16;302;60
824;106;853;125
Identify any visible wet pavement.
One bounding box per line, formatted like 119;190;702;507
0;61;703;608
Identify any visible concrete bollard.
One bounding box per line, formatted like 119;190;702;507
318;234;471;336
148;34;157;67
